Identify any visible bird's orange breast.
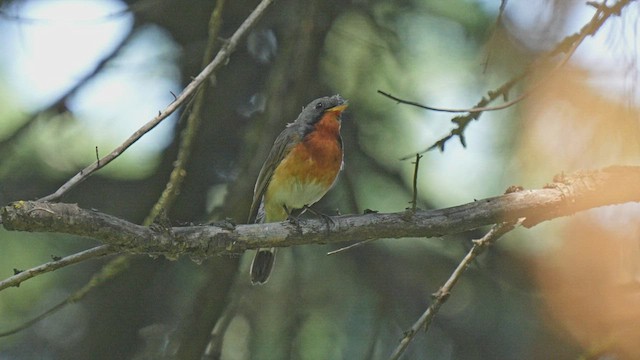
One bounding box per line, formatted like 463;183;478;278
263;112;343;221
290;112;343;183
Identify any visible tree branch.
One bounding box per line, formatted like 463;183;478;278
38;0;276;202
0;245;113;291
3;166;639;267
389;220;520;360
380;0;634;157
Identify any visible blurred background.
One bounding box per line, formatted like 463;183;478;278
0;0;639;359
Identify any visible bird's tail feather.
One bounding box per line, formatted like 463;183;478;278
250;248;276;284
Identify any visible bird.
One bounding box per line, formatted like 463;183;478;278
247;95;348;284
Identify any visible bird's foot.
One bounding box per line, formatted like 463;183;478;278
286;213;303;233
302;205;336;233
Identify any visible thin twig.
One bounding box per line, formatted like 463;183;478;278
482;0;509;73
383;0;633;159
326;239;376;255
0;245;113;291
410;154;422;212
330;154;422;255
377;89;528;114
388;220;521;360
38;0;276;202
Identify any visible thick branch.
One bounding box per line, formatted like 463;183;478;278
3;166;639;261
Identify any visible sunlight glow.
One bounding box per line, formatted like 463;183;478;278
0;0;133;108
0;0;182;162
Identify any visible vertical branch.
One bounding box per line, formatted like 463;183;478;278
410;154;422;212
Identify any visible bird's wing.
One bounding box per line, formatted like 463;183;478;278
247;125;300;223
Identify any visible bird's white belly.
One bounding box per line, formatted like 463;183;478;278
270;178;328;209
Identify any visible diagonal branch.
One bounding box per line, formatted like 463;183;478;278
38;0;276;202
0;245;113;291
2;166;639;288
388;220;520;360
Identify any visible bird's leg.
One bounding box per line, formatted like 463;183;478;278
302;205;335;233
284;205;303;232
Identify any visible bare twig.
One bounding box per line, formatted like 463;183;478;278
326;238;376;255
388;221;520;360
38;0;276;202
329;154;423;255
0;245;113;291
381;0;634;158
377;89;528;114
481;0;509;73
327;154;422;255
410;154;422;212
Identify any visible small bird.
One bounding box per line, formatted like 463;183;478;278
248;95;348;284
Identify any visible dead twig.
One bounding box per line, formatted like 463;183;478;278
38;0;276;202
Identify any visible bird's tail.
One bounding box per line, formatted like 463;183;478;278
250;248;276;285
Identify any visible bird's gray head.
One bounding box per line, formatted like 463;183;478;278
294;95;348;129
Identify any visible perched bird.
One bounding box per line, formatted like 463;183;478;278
248;95;348;284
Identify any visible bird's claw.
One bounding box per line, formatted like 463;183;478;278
303;205;336;233
286;214;303;233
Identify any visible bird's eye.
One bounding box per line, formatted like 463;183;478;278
315;102;323;109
